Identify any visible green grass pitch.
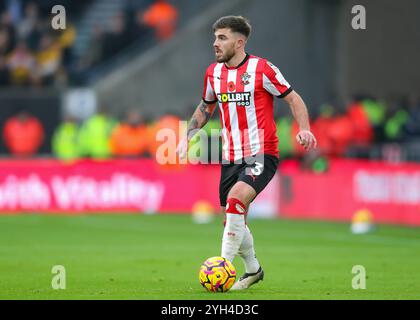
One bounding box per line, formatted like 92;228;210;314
0;213;419;299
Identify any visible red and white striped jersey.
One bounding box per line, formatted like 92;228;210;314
202;54;292;162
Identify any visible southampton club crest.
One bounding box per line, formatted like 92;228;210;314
240;72;251;85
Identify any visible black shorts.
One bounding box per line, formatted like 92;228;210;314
219;154;279;207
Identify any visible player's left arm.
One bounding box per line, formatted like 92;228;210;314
283;90;317;150
262;60;316;150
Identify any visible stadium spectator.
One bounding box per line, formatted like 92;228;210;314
384;108;409;142
148;113;181;161
300;148;329;173
52;116;80;160
16;2;39;42
130;8;154;43
276;116;294;158
361;98;386;142
3;0;23;25
0;24;14;56
56;22;76;69
125;0;155;12
23;18;43;52
102;12;131;60
0;56;9;85
77;108;117;159
0;11;16;53
347;101;373;146
142;0;178;41
2;110;44;156
35;33;62;86
76;24;104;79
311;104;335;156
327;111;354;157
290;120;306;157
403;95;420;139
110;109;148;158
6;40;36;85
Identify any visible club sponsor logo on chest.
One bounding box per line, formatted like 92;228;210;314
217;92;251;106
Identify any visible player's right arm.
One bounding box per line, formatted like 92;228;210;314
177;66;218;159
187;100;217;139
176;100;217;159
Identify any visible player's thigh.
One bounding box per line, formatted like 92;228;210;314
238;154;279;201
219;163;242;207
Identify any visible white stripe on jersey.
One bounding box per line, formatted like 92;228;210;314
244;58;261;156
275;72;290;88
205;77;215;102
271;63;291;88
227;69;243;160
263;63;291;96
213;63;229;160
263;73;281;96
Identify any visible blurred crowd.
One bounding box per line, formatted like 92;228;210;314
2;96;420;163
277;95;420;169
76;0;178;79
0;0;179;87
2;106;182;160
0;1;76;86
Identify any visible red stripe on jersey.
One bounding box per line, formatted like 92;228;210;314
220;66;233;162
235;62;251;159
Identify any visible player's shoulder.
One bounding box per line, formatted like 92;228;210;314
205;62;221;74
248;54;268;64
248;55;273;71
254;56;284;75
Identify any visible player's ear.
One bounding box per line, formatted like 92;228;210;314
236;37;245;49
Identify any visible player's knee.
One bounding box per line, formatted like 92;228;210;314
227;182;256;205
225;198;247;215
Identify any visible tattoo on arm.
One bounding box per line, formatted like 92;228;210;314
199;102;212;123
187;101;215;140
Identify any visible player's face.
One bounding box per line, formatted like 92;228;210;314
213;28;237;63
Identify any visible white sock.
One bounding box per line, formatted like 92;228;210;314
238;225;260;274
221;213;245;263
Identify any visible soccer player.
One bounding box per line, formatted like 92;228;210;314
177;16;317;290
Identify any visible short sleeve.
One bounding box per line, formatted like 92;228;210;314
202;68;217;104
262;60;293;98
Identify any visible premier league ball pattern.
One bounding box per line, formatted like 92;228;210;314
199;256;236;292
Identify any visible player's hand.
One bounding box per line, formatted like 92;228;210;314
296;130;317;151
176;136;189;159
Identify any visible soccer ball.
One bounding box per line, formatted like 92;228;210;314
199;256;236;292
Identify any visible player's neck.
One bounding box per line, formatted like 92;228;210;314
225;51;248;68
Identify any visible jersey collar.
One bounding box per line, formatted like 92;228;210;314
224;53;250;70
